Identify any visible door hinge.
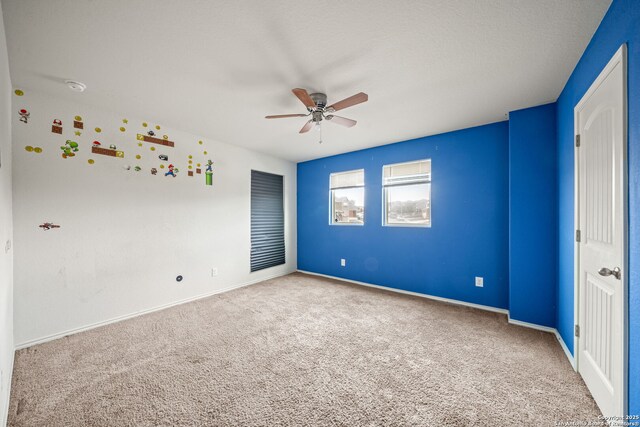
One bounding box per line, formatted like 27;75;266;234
576;229;581;242
575;324;580;338
576;134;581;147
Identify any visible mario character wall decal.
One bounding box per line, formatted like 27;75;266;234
52;119;63;134
18;109;30;123
205;160;213;186
165;164;178;177
60;140;79;158
151;168;158;175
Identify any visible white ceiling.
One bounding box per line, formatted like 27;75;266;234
2;0;610;162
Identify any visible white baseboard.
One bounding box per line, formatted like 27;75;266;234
555;330;576;370
297;270;577;369
15;271;292;350
2;349;15;427
297;270;509;314
507;315;556;333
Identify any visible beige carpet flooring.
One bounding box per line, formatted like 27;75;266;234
8;273;601;426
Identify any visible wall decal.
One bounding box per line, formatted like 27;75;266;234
134;166;141;172
151;168;158;175
155;125;161;130
198;140;203;145
203;151;208;155
176;275;183;282
123;165;131;171
159;164;165;169
92;145;125;158
92;141;102;148
87;159;95;165
147;130;155;136
165;164;178;177
188;171;193;177
18;109;30;123
51;119;62;134
95;127;102;133
39;222;60;231
142;122;148;127
60;140;79;158
136;133;175;147
150;146;156;151
122;119;128;124
109;144;117;150
205;160;213;186
74;130;82;136
119;127;126;132
162;135;168;140
135;155;141;160
196;168;201;174
24;146;42;153
159;154;168;161
14;89;24;96
74;116;84;129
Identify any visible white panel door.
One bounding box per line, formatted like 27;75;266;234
576;47;626;418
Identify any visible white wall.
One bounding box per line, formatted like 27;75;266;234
0;1;14;424
12;90;297;347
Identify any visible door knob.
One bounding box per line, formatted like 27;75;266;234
598;267;621;280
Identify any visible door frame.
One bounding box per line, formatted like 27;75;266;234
573;44;628;415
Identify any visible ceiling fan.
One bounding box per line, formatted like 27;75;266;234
266;88;368;134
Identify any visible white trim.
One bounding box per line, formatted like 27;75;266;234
298;270;578;368
573;44;628;415
297;270;510;314
507;316;556;333
555;329;577;370
1;350;15;427
14;271;291;350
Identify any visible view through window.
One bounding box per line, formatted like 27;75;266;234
330;169;364;225
383;160;431;227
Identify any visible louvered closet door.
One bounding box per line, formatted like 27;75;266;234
250;170;285;272
577;47;625;418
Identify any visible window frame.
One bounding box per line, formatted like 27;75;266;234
329;169;365;226
382;159;431;228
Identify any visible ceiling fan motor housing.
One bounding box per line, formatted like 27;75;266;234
310;93;327;109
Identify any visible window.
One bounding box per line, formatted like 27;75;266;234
330;169;364;225
383;159;431;227
250;170;285;272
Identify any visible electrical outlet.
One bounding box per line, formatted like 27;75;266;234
211;268;218;277
340;259;346;267
475;277;484;287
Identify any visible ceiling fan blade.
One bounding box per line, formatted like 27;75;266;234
265;114;308;119
299;120;314;134
327;92;368;112
292;88;316;109
326;115;357;127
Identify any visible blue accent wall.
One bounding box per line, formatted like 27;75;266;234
508;103;557;327
298;122;510;310
555;0;639;414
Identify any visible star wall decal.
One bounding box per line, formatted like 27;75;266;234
74;131;82;136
